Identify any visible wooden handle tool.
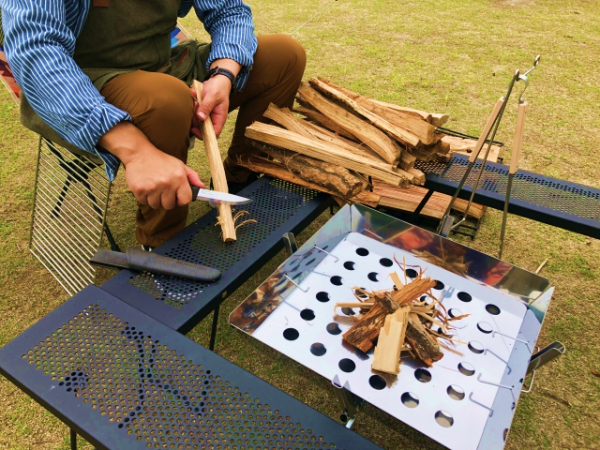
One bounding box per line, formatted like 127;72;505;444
192;80;236;242
509;101;528;175
468;97;505;164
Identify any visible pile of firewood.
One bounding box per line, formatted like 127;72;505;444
335;260;467;376
241;77;489;219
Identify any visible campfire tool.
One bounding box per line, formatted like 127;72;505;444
437;56;541;238
190;184;251;205
230;204;563;450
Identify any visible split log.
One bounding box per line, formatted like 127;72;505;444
261;146;363;198
245;122;407;186
400;152;417;171
407;168;425;186
315;78;436;145
390;277;437;306
293;104;358;141
297;83;402;165
372;307;410;375
351;191;381;208
263;103;314;139
406;313;444;367
309;78;421;148
441;135;500;163
430;113;449;127
342;303;388;353
193;81;236;242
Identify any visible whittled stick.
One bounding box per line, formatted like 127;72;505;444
193;80;236;242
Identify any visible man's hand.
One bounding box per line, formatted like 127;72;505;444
191;58;242;139
99;122;204;209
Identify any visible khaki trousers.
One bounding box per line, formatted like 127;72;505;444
101;34;306;247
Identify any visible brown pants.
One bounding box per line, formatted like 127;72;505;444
101;34;306;247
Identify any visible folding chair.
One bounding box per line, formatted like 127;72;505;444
0;16;191;295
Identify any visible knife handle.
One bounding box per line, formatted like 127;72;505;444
190;184;200;202
127;248;221;282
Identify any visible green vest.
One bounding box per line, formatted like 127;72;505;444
20;0;210;159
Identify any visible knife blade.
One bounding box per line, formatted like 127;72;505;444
190;185;251;205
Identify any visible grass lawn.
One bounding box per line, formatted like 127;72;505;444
1;0;599;448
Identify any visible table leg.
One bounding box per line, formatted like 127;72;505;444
209;305;220;351
70;429;77;450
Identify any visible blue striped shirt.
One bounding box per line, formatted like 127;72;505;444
1;0;257;180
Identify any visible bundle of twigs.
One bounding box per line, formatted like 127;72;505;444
333;258;468;376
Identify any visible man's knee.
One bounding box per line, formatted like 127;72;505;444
255;34;306;81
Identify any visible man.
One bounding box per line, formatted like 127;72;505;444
1;0;306;247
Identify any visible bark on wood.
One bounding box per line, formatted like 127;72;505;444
309;78;421;148
351;191;381;208
297;84;402;165
406;313;444;367
262;146;363;198
245;122;407;185
293;105;358;141
193;81;236;242
372;307;410;375
342;303;388;353
374;293;399;314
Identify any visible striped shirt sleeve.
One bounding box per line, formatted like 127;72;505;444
2;0;128;180
190;0;257;91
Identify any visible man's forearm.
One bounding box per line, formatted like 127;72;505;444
98;122;155;166
209;58;242;78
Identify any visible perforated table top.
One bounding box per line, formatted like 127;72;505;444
101;177;332;334
416;155;600;238
0;285;381;450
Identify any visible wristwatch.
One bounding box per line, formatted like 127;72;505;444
204;67;237;94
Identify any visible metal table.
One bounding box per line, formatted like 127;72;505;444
101;176;332;342
416;155;600;239
0;285;382;450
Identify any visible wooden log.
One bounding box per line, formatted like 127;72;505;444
261;146;363;198
293;104;359;141
193;81;236;242
351;190;381;208
390;277;437;306
369;99;433;122
316;79;436;145
441;135;500;163
406;313;444;367
309;78;421;148
245;122;407;186
372;307;410;375
431;113;449;127
297;84;402;165
407;168;426;186
263;103;314;139
400;152;417;171
342;303;388;353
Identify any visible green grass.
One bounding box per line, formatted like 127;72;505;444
1;0;600;448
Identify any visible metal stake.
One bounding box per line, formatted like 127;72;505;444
332;376;363;428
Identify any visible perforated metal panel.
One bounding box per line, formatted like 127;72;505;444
128;179;320;309
1;286;380;450
30;138;112;295
416;155;600;237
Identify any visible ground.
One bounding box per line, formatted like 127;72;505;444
1;0;599;449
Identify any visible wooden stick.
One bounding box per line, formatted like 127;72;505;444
245;122;407;185
192;80;236;242
297;84;402;165
293;104;358;141
535;258;549;274
372;307;410;375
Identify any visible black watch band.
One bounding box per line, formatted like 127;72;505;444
204;67;237;90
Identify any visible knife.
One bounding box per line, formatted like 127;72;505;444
190;185;251;205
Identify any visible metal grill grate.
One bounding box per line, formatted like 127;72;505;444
417;158;600;221
129;179;319;309
23;303;341;449
30;138;112;295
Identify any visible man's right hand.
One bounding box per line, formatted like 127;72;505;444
99;122;204;209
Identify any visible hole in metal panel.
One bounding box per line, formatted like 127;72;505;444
379;258;393;267
330;276;343;286
458;362;476;376
468;341;485;354
343;261;355;270
356;247;369;256
447;385;465;401
435;411;454;428
354;288;369;300
341;307;356;316
316;291;330;303
486;304;501;315
368;272;379;282
434;280;445;290
457;292;472;302
300;309;315;321
310;343;326;356
401;392;419;408
326;323;342;335
338;359;356;373
369;375;386;390
415;369;432;383
283;328;299;341
405;268;418;278
477;322;493;334
448;308;463;318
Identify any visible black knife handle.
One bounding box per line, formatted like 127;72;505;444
190;184;200;202
127;248;220;282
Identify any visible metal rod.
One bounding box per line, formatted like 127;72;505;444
29;136;44;251
29;249;78;296
498;174;514;259
289;0;338;36
70;429;77;450
477;373;516;406
314;245;340;262
492;330;532;353
284;273;309;293
521;370;536;393
209;305;220;351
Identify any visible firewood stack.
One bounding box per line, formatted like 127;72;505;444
242;77;487;220
334;262;467;376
